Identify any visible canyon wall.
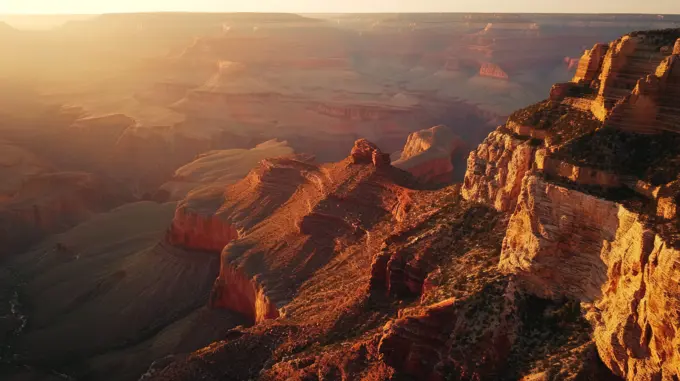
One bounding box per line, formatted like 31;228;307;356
499;175;680;380
461;129;535;212
573;43;609;84
167;200;239;252
210;264;280;323
392;125;463;184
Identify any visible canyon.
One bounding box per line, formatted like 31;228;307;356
1;12;680;381
144;27;680;381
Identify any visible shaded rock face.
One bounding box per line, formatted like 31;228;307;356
0;172;133;256
167;202;239;253
392;125;464;184
378;291;516;380
159;139;296;201
461;129;536;212
210;264;280;323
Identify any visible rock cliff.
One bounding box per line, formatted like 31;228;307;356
159;139;295;200
499;174;680;380
470;28;680;381
0;171;133;256
392;125;464;184
479;62;510;80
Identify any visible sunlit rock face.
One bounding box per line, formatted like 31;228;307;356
392;125;464;184
461;129;536;212
164;140;416;324
5;16;680;381
457;28;680;381
500;175;680;380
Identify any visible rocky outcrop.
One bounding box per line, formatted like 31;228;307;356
499;175;618;301
479;62;510;80
350;138;391;167
607;53;680;133
462;129;536;212
570;30;680;126
159;139;295;200
392;125;463;184
165;141;415;325
572;43;609;84
0;171;133;256
210;264;280;323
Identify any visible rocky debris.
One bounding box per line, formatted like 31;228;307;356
392;125;464;184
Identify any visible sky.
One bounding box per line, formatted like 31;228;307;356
1;0;679;15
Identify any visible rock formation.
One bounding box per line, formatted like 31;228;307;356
474;28;680;381
462;129;536;212
0;171;134;256
7;20;680;381
164;140;416;323
572;43;609;84
392;125;464;183
479;62;510;80
159;139;295;200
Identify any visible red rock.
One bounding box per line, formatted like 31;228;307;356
479;62;510;80
351;138;382;164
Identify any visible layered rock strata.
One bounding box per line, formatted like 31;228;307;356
462;129;536;212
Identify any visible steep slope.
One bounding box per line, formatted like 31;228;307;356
167;140;416;322
159;139;295;200
392;125;465;184
3;201;246;380
7;26;680;381
467;29;680;380
146;133;617;380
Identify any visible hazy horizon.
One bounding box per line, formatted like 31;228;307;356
1;0;679;16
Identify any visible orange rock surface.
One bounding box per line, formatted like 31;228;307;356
462;129;536;212
392;125;464;183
